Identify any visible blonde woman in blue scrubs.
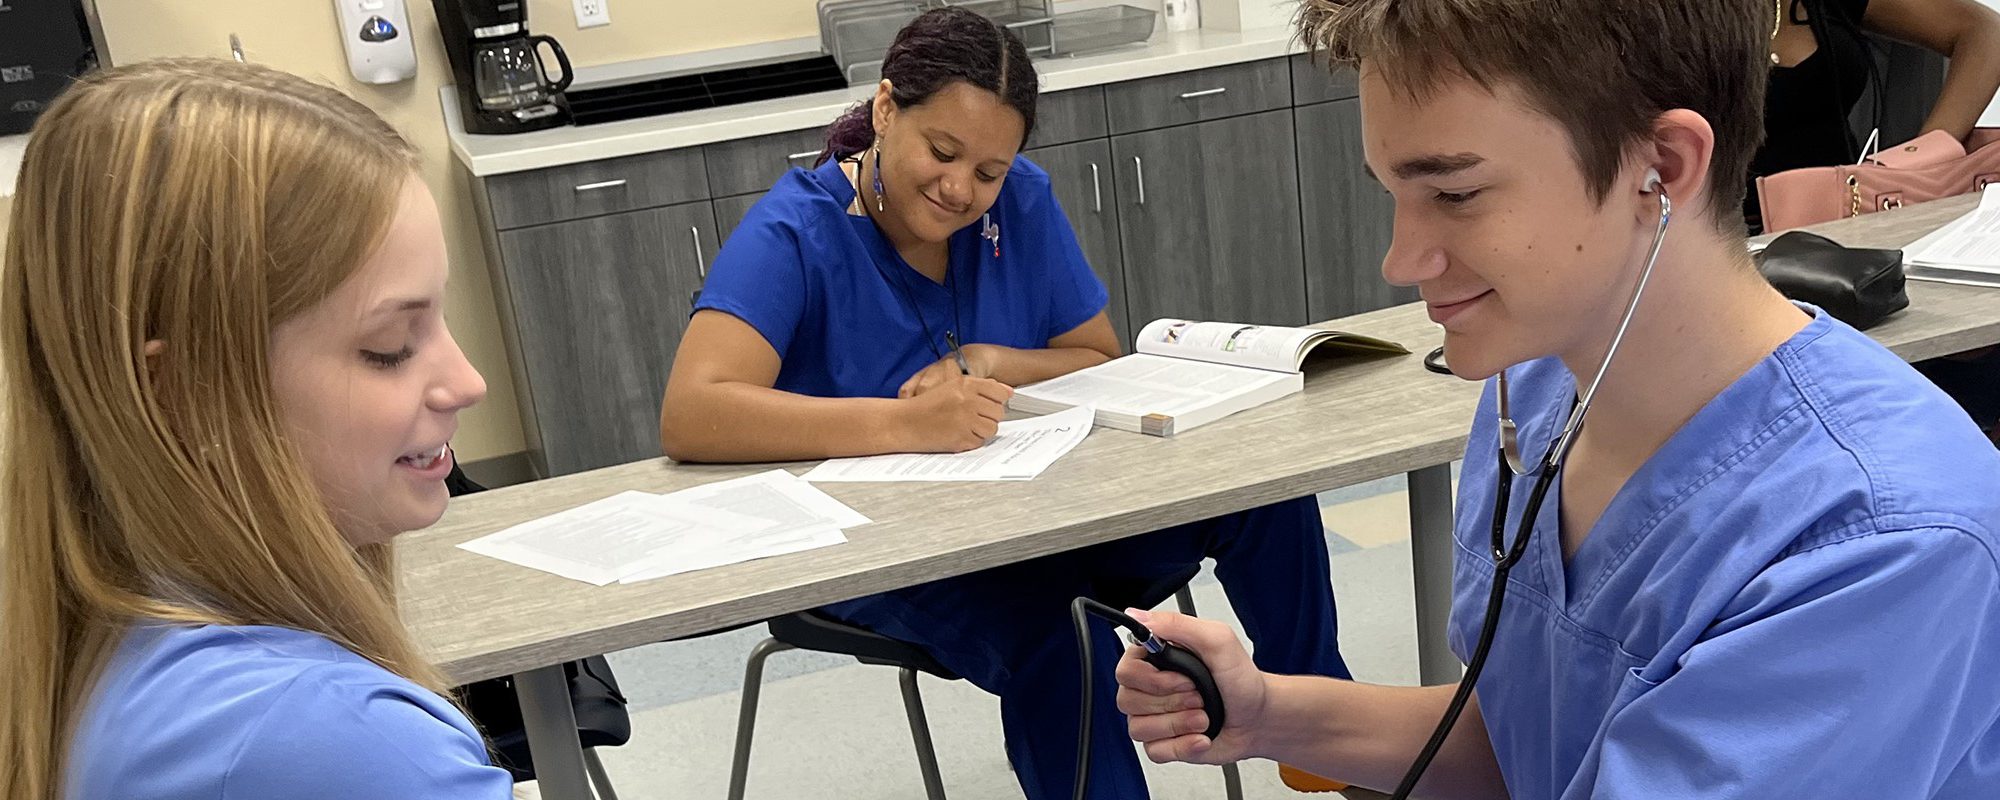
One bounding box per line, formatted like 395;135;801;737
1;61;505;799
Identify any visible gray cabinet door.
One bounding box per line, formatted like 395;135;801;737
1112;109;1308;328
1024;86;1110;150
496;201;717;476
703;128;829;198
713;192;763;245
1290;53;1360;106
1296;98;1412;320
1103;58;1292;136
486;147;711;230
1022;139;1132;348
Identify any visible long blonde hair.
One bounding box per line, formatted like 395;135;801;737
0;58;451;798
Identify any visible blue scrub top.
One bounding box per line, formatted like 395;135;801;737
66;624;511;800
1450;305;2000;797
694;156;1109;398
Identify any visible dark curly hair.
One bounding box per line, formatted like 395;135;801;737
818;6;1039;165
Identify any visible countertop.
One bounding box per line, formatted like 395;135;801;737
442;24;1302;177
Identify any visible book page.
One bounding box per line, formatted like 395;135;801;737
1133;318;1320;373
1017;354;1292;417
1905;189;2000;273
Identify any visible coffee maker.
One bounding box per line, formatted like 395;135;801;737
433;0;574;134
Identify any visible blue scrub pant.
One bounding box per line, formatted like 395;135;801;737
822;496;1349;800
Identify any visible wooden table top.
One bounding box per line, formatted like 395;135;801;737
401;194;2000;683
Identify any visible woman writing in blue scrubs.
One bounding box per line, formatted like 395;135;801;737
1119;1;2000;797
658;8;1351;798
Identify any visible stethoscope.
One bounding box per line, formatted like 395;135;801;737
1387;171;1673;800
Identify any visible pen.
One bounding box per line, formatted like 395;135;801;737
946;331;970;375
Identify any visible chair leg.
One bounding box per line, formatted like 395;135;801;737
727;637;796;800
582;748;620;800
1174;585;1242;800
898;667;949;800
1174;585;1199;616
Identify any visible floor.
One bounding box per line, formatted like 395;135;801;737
515;471;1442;800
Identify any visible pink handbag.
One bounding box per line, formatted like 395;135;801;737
1755;128;2000;233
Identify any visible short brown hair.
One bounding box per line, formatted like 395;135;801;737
1297;0;1769;232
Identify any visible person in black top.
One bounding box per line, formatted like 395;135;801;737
1755;0;2000;439
1750;0;2000;232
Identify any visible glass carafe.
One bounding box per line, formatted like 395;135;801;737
472;34;572;111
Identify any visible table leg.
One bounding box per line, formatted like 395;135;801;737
1407;465;1463;685
516;664;593;800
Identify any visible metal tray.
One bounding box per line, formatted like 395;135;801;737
1048;5;1157;57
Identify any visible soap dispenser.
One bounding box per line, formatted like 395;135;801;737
333;0;418;84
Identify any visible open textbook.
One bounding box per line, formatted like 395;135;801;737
1010;318;1408;436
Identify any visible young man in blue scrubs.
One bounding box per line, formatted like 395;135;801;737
1118;1;2000;797
659;8;1351;799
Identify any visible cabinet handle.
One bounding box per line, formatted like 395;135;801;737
691;227;707;279
1177;87;1229;100
1090;163;1102;213
786;150;823;163
573;179;628;193
1133;156;1146;206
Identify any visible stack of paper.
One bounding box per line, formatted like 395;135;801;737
458;470;866;585
802;405;1096;482
1903;185;2000;287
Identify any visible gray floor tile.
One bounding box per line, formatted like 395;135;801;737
551;537;1421;799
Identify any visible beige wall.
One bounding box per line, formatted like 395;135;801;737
94;1;818;462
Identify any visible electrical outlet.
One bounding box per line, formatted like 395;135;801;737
572;0;609;28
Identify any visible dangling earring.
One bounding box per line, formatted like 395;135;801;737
871;141;886;213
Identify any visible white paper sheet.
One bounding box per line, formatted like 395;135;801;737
619;525;848;583
801;405;1095;482
616;470;865;583
663;469;871;528
457;491;771;586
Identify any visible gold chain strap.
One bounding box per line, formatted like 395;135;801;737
1770;0;1786;65
1846;174;1862;218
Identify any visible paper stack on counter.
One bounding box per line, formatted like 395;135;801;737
801;404;1096;482
458;470;866;585
1902;185;2000;287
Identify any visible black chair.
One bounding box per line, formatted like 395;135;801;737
726;565;1245;800
457;657;629;796
447;464;630;799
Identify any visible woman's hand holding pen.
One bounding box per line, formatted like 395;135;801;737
896;371;1011;452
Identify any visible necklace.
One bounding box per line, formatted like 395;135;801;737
845;151;967;362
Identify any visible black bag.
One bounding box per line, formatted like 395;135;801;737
1755;231;1909;330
